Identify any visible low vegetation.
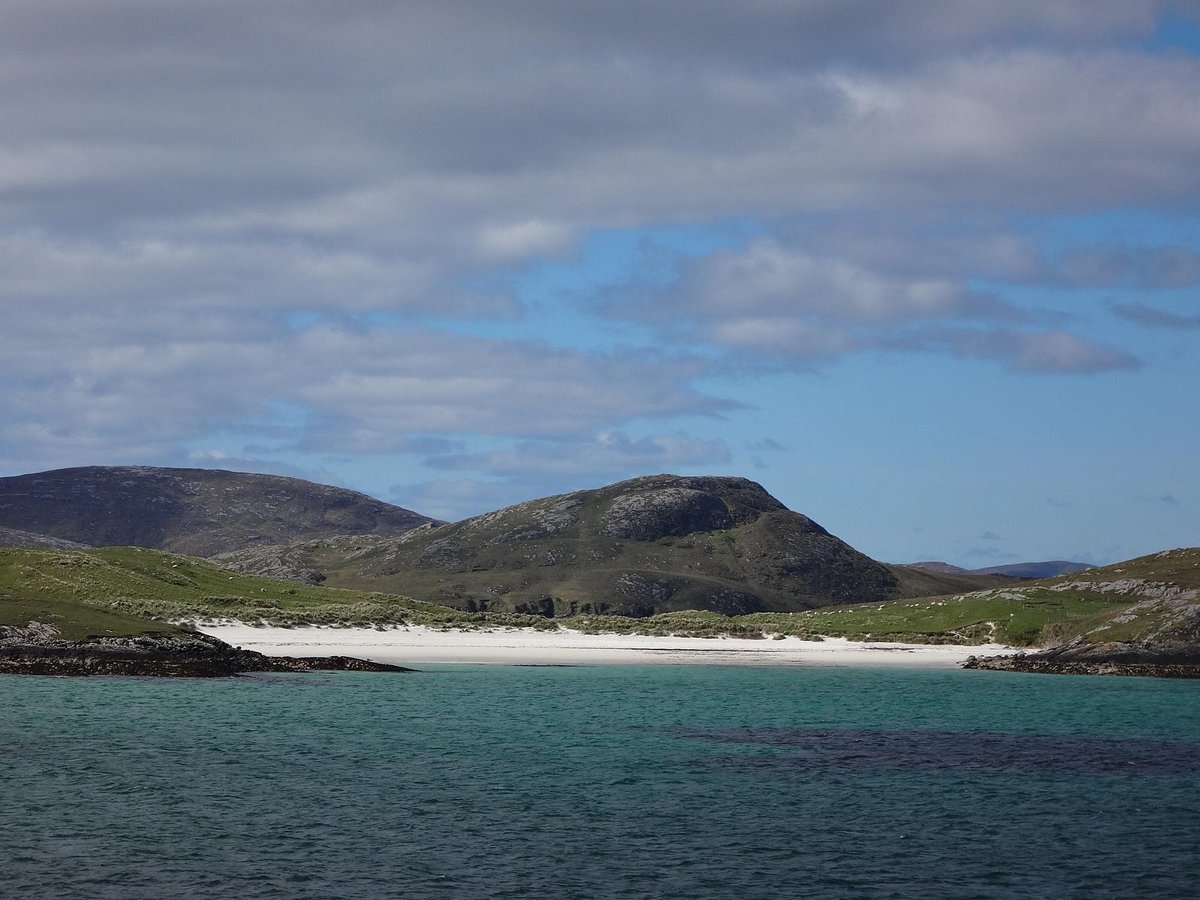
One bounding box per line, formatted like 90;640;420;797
0;547;556;636
3;547;1196;651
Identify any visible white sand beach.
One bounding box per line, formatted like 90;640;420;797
196;623;1017;668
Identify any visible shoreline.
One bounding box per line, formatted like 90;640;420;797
195;623;1019;668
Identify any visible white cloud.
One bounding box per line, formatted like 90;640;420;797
0;0;1192;486
665;238;1016;324
0;314;734;469
477;219;577;262
428;431;732;477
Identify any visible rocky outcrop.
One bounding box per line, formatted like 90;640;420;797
600;488;735;540
964;641;1200;679
0;624;412;677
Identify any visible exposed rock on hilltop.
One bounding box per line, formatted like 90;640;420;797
219;474;990;616
0;466;437;557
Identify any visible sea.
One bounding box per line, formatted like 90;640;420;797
2;664;1197;899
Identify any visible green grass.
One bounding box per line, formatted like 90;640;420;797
3;546;1196;649
0;594;189;641
0;547;558;635
778;589;1132;646
553;590;1132;646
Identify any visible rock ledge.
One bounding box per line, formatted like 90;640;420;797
964;641;1200;679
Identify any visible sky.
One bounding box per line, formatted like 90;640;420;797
2;1;1198;567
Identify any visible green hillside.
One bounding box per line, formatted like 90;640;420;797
792;547;1200;648
0;547;533;637
216;474;1004;616
4;546;1196;654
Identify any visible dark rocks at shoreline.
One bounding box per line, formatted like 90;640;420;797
964;640;1200;679
0;628;414;677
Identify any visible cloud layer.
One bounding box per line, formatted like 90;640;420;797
1;1;1197;518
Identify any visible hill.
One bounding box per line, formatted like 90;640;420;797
908;560;1093;578
0;548;426;676
0;546;506;638
784;548;1199;666
0;466;437;557
216;474;1004;616
2;543;1196;676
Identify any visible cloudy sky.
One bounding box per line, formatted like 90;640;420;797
3;1;1198;566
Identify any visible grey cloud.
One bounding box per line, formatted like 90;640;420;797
0;231;515;318
1111;302;1200;329
0;1;1194;482
1060;245;1200;288
0;316;734;469
928;328;1142;373
610;237;1135;374
4;6;1199;248
664;239;1018;325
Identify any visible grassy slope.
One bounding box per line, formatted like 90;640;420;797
793;548;1200;647
0;547;556;637
525;549;1200;647
4;546;1196;650
218;488;1007;615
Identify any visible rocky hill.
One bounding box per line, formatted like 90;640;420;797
0;466;436;557
217;474;1003;616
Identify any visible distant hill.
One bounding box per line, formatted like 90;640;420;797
0;466;437;557
909;561;970;574
909;560;1093;579
217;474;1003;616
973;561;1093;578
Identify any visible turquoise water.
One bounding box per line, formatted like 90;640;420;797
2;665;1198;898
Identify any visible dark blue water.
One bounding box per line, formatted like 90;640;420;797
2;665;1198;898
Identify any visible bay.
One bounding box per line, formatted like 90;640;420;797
2;665;1198;898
